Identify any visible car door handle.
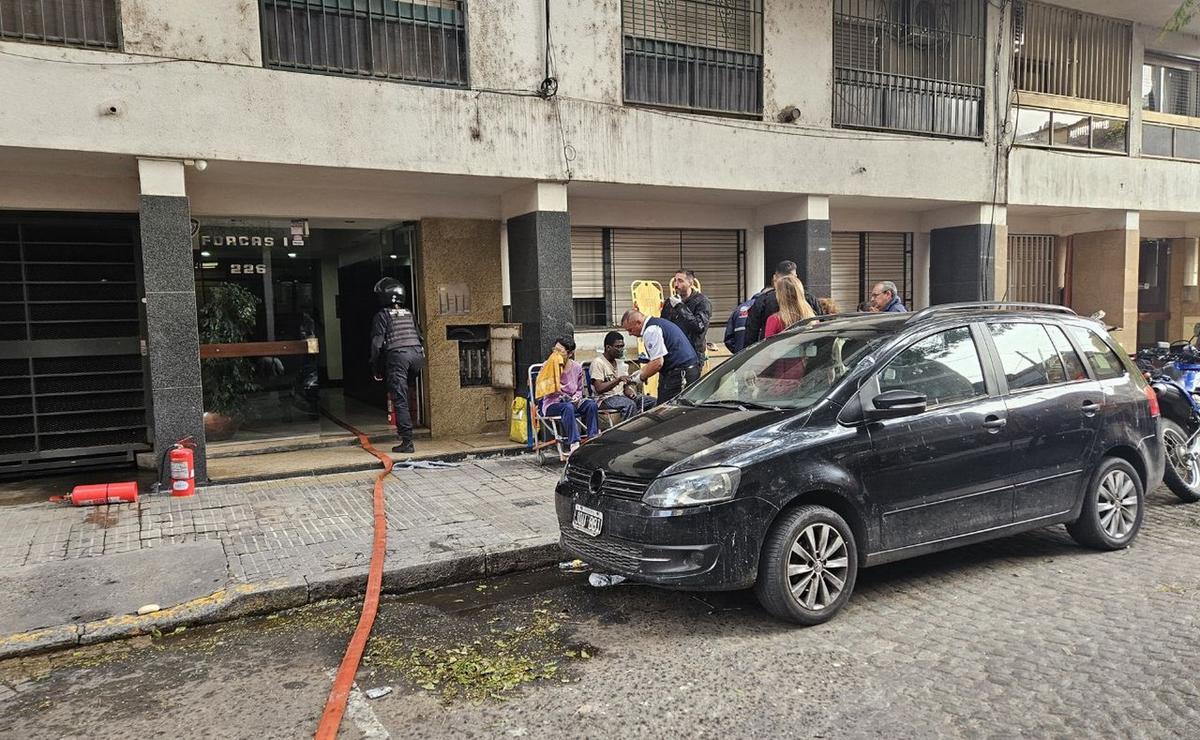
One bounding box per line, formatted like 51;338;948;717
1081;400;1100;417
982;415;1007;432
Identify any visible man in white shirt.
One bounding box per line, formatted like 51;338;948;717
589;331;657;420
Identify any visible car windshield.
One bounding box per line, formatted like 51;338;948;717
680;329;887;411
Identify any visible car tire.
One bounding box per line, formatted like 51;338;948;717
1066;457;1145;550
754;504;858;626
1161;418;1200;503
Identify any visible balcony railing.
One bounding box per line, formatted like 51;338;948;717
621;0;763;117
0;0;119;49
261;0;468;87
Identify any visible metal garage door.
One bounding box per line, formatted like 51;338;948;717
831;231;913;310
609;228;744;325
0;214;149;476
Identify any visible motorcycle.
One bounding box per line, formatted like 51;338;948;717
1133;335;1200;503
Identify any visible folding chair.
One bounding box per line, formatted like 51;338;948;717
583;362;624;431
527;363;590;466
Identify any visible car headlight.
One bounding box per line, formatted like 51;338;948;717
642;467;741;508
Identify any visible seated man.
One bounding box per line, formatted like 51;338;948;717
534;336;599;460
590;331;658;421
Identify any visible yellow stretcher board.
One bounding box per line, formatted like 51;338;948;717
631;280;663;398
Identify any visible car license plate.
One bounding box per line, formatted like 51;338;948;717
572;504;603;537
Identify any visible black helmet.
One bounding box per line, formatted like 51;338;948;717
374;277;407;308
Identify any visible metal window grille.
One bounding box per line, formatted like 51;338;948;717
1013;1;1131;105
260;0;469;86
1006;234;1056;304
622;0;763;116
833;0;987;138
0;0;119;49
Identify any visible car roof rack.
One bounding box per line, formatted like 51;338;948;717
906;302;1077;324
790;311;880;330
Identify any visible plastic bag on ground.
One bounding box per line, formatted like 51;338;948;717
588;573;627;588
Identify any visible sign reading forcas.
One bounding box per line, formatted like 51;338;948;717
196;225;304;249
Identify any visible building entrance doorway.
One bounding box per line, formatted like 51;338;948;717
336;225;422;426
1138;239;1171;348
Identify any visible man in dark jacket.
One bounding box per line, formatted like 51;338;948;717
743;261;822;346
870;280;908;312
369;277;424;454
661;269;712;362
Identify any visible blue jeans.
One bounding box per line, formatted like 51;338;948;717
544;400;599;446
600;394;657;420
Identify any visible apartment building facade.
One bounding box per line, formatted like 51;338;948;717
0;0;1197;477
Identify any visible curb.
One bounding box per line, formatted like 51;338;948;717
204;445;531;486
0;539;562;661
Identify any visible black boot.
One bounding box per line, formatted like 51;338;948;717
392;440;415;454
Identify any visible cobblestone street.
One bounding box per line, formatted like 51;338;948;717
2;485;1197;738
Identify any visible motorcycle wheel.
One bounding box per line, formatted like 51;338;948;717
1161;418;1200;503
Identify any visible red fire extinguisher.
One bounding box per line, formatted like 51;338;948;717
169;440;196;497
386;392;396;429
53;481;139;507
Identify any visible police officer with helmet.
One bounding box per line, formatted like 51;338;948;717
370;277;424;453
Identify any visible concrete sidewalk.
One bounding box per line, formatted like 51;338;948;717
0;456;563;659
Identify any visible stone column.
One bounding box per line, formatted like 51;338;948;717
138;159;206;480
922;204;1005;304
502;182;573;388
757;195;832;298
1063;211;1140;350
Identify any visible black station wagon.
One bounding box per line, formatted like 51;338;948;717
557;303;1165;624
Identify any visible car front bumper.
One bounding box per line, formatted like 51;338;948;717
554;482;776;591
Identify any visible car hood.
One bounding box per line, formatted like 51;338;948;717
570;403;802;480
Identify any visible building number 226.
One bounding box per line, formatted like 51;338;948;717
230;263;267;275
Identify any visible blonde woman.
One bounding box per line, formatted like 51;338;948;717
764;275;817;338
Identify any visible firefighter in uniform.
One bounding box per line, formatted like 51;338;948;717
370;278;424;453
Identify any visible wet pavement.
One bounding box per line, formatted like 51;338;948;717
2;486;1198;739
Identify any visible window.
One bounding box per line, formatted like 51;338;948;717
1067;325;1126;380
1011;107;1128;153
879;327;985;407
833;0;987;138
0;0;119;49
1014;2;1131;105
988;322;1068;389
1143;56;1199;117
622;0;763;116
260;0;468;86
1046;325;1087;381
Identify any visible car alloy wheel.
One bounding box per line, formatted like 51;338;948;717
787;523;850;611
755;504;858;625
1096;468;1139;540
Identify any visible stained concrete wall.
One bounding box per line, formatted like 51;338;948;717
417;218;509;437
1068;229;1140;350
120;0;262;66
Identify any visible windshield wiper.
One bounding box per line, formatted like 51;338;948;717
697;400;782;412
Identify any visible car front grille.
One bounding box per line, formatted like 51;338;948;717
561;529;642;572
563;462;651;501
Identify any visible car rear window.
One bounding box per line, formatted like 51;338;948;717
1066;325;1126;380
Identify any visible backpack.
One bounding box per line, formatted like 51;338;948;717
723;295;758;353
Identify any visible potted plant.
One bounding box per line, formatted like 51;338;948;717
198;283;261;441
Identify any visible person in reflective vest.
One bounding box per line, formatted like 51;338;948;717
370;277;424;454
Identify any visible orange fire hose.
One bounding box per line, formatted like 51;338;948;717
315;411;393;740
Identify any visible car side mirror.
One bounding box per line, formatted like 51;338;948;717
865;389;927;421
